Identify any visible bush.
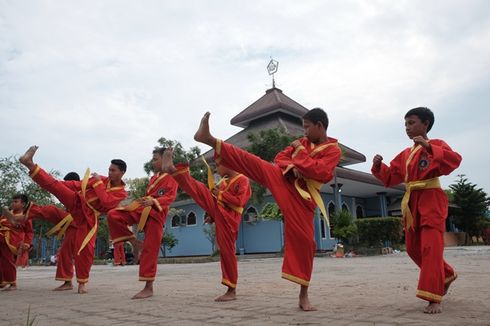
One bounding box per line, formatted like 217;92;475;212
331;209;358;244
356;217;403;247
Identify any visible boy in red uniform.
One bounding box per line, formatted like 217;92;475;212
162;148;251;301
113;241;126;266
0;194;33;291
19;146;127;294
371;107;462;314
107;148;178;299
194;109;341;311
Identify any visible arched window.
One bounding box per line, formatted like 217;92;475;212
320;214;327;239
341;203;349;213
328;202;335;238
356;205;364;218
244;206;258;223
171;215;180;228
187;212;197;226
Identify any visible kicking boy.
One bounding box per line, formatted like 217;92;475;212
194;109;341;311
162;149;251;301
371;107;462;314
107;148;178;299
19;146;127;293
0;194;33;291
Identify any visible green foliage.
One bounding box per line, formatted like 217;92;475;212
356;217;403;247
162;231;178;252
449;175;490;244
0;156;58;207
96;216;110;257
331;209;357;244
126;177;149;200
246;128;297;204
260;202;283;221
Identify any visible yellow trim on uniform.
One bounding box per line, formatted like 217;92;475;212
416;289;442;303
139;276;155;281
222;278;237;288
77;278;89;284
92;180;103;188
281;272;310;286
30;165;41;178
291;145;305;158
445;273;458;284
216;139;222;156
55;277;73;282
112;235;136;243
401;177;441;230
45;214;73;239
77;168;100;255
171;168;189;177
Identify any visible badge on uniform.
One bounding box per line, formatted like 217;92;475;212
158;188;165;196
418;154;429;170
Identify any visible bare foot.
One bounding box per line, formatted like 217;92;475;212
53;282;73;291
445;273;458;295
215;288;236;302
2;284;17;291
78;283;88;294
193;112;216;147
19;146;38;170
132;282;153;299
299;285;317;311
424;302;442;314
162;148;177;173
0;283;6;289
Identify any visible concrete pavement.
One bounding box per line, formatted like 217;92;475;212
1;246;489;325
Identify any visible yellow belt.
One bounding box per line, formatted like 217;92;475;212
116;197;153;231
401;177;441;230
202;156;244;215
78;168;101;255
45;214;73;239
0;226;18;255
294;178;330;227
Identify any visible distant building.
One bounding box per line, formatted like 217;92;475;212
164;87;404;256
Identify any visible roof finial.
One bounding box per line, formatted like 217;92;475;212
267;57;279;88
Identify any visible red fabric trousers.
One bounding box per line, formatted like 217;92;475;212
107;209;163;281
113;241;126;265
0;238;16;284
16;250;29;268
217;142;316;286
173;170;241;288
406;226;456;303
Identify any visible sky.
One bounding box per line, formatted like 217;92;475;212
1;0;489;193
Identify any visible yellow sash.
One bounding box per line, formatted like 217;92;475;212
116;198;152;232
292;142;338;227
401;177;441;230
77;168;101;255
0;224;18;255
202;156;244;214
45;214;73;239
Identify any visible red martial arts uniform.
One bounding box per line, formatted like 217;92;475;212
0;213;33;285
29;165;127;283
15;222;33;268
25;203;79;282
113;242;126;265
107;172;177;281
371;139;462;303
171;164;251;288
214;137;341;286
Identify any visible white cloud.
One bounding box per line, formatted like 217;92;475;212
1;0;489;192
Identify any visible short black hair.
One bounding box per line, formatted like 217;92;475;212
303;108;329;129
63;172;80;181
12;193;29;205
405;107;435;132
152;147;167;156
111;159;127;172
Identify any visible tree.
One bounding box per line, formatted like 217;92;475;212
160;231;178;258
331;209;358;245
449;175;490;244
245;128;297;204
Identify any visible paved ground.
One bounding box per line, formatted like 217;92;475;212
2;246;490;326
